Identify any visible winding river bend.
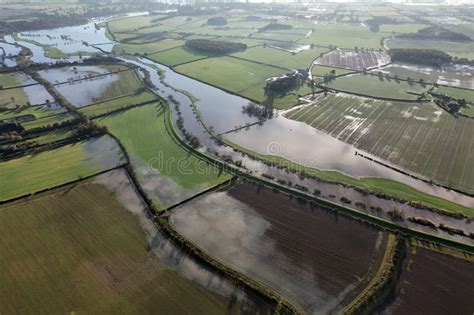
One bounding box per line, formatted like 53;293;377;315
6;17;473;245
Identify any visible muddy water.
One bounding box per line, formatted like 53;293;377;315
170;186;386;314
39;66;119;107
94;168;273;313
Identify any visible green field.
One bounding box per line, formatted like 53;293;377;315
0;178;238;313
148;46;208;67
113;39;184;55
312;65;354;77
79;91;157;118
107;15;163;33
97;103;230;208
324;73;430;100
0;105;66;121
0;86;29;108
0;72;24;88
434;86;474;104
0;136;124;201
286;94;474;194
21;112;75;130
175;56;287;98
299;24;385;49
387;38;474;60
99;69;144;101
232;46;329;70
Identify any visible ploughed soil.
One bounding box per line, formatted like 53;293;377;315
385;247;474;315
226;181;387;311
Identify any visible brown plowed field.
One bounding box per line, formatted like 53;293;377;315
384;247;474;315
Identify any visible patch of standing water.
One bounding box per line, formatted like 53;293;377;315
39;66;120;107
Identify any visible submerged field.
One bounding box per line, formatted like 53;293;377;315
0;136;124;201
285;94;474;193
171;181;388;314
97;103;230;209
0;170;257;314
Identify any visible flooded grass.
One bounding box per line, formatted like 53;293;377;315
97;103;230;209
0;171;264;314
0;135;124;201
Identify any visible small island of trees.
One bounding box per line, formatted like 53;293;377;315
185;39;247;55
389;48;452;67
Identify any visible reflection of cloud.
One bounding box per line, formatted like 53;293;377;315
171;192;333;314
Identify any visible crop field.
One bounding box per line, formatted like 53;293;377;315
386;38;474;60
175;56;287;100
0;173;245;314
323;73;429;100
0;136;124;201
385;247;474;314
379;64;474;89
113;39;184;55
286;94;474;192
147;46;208;67
317;49;390;70
299;24;385;49
232;46;329;70
79;91;157;118
98;103;230;209
171;181;388;314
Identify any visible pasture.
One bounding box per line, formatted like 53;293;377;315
434;86;474;104
113;39;184;55
386;38;474;60
323;73;430;100
0;174;241;314
98;103;230;209
171;181;388;314
175;56;287;100
148;46;208;67
0;85;29;108
312;65;354;77
0;136;124;201
286;94;474;193
20;112;75;130
0;104;66;122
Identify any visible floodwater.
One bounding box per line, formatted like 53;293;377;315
94;168;274;314
84;135;126;169
171;185;386;314
39;66;119;107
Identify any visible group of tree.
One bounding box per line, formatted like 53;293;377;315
365;16;401;32
185;39;247;55
207;16;227;26
258;23;292;32
397;26;471;42
389;48;452;68
242;102;273;119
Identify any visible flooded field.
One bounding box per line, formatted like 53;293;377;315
317;49;390;70
285;93;474;193
171;181;388;314
0;169;272;314
383;247;474;314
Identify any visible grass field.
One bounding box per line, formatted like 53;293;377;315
175;56;287;98
299;24;385;49
286;94;474;194
148;46;208;67
113;39;184;55
0;85;29;108
0;136;124;201
0;176;240;314
107;15;162;33
312;65;354;77
434;86;474;104
97;103;230;208
324;73;430;100
79;91;157;118
387;38;474;60
0;72;24;88
232;46;329;70
21;112;75;130
0;104;66;121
